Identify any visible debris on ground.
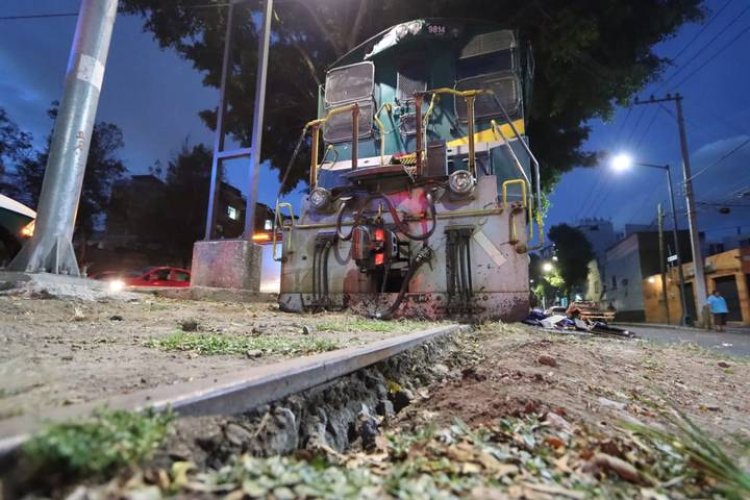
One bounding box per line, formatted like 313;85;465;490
523;302;635;338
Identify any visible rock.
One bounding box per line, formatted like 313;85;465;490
375;399;395;419
179;319;199;332
537;354;557;367
544;412;573;432
391;388;414;413
251;326;265;336
357;409;380;452
224;422;254;447
302;325;313;335
718;361;731;368
247;407;299;456
246;349;263;358
109;314;124;321
432;363;450;376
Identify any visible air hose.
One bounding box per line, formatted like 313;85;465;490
372;245;433;320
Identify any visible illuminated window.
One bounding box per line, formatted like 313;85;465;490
264;219;273;230
227;206;239;221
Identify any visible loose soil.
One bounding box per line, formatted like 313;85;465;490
403;323;750;440
0;295;439;421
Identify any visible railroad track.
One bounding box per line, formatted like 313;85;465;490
0;323;465;458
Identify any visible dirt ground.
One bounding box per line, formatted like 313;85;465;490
402;323;750;442
5;312;750;498
0;294;437;421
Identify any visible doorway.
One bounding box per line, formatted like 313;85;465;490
713;275;742;322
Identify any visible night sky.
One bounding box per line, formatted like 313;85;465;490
2;0;749;246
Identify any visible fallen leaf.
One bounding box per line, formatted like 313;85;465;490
584;453;645;485
544;436;566;449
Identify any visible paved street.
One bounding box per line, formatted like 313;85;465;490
621;324;750;357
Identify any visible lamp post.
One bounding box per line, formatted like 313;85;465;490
610;154;690;325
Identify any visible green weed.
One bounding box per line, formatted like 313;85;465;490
316;317;423;333
625;407;750;498
146;331;339;356
23;408;172;478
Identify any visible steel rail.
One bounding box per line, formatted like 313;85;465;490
0;324;465;458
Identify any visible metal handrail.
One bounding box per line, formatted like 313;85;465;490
272;201;295;262
501;179;527;211
306;103;361;188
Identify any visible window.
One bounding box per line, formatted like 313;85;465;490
397;59;428;103
264;219;273;231
150;269;170;281
174;271;190;282
324;62;374;106
227;206;239;221
323;101;374;144
455;72;521;121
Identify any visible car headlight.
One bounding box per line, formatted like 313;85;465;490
20;220;35;238
309;187;331;210
108;279;125;292
448;170;475;195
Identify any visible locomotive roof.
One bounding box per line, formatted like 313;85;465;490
330;18;515;69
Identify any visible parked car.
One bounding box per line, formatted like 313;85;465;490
0;194;35;265
96;266;191;291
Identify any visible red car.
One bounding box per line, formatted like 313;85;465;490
101;266;191;291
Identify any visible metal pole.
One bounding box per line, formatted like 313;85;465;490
675;94;706;323
666;165;689;325
204;2;235;240
657;203;670;324
10;0;118;276
243;0;274;239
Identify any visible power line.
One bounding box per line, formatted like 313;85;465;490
0;3;234;21
0;12;77;21
685;137;750;183
667;0;735;63
633;108;660;151
655;3;750;92
671;24;750;89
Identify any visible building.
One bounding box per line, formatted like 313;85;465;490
643;246;750;326
601;230;692;321
576;218;617;260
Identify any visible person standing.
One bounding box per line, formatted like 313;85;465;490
706;289;729;332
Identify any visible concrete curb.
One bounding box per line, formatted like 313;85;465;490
0;323;466;457
614;322;750;334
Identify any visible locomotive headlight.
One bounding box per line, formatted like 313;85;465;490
448;170;475;195
309;187;331;210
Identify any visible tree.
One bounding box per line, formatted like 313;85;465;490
159;143;213;266
14;104;126;241
547;224;594;298
0;108;33;196
121;0;704;192
120;142;213;267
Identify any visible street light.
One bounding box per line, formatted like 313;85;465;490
542;261;555;273
607;152;690;325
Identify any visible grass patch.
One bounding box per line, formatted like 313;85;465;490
316;317;424;333
146;331;339;356
23;408;172;478
626;407;750;498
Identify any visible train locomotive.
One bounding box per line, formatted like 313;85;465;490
274;19;543;322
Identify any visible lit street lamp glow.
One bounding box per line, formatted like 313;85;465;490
542;261;554;273
610;153;633;172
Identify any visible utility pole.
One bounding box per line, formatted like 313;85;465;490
657;203;670;324
635;93;706;324
10;0;118;276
